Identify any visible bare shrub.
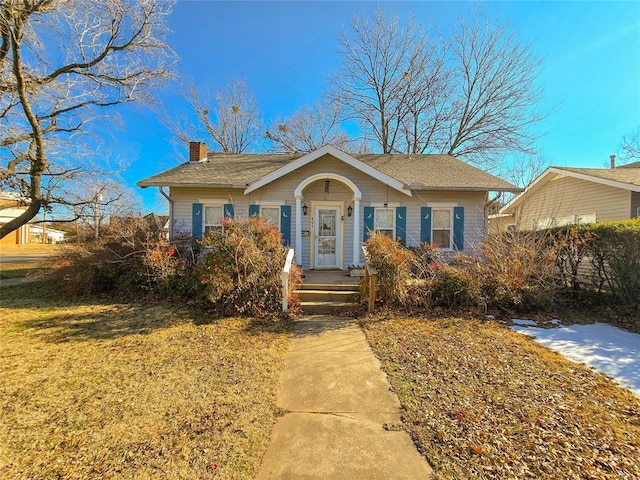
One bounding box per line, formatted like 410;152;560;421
197;217;301;316
363;233;415;305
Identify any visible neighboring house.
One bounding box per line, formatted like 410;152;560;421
495;160;640;232
30;225;66;244
0;192;30;245
138;143;520;270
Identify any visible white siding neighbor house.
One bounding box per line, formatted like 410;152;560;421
138;143;520;270
495;160;640;232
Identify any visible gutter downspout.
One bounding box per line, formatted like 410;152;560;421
158;187;173;239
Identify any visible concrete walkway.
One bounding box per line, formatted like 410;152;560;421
256;315;434;479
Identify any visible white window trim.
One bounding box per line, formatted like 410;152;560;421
374;207;396;239
203;204;225;235
432;208;454;250
369;202;400;208
427;202;459;208
260;205;281;229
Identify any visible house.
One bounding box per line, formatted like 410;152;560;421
29;225;66;244
495;158;640;232
137;143;520;270
0;192;30;245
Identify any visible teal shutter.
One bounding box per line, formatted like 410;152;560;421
420;207;432;244
363;206;375;242
224;203;234;218
453;206;464;250
280;205;291;246
249;204;259;217
192;203;203;240
395;206;406;245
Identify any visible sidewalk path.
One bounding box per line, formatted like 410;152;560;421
256;315;434;479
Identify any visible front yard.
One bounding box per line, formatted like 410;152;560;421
0;283;291;479
363;315;640;479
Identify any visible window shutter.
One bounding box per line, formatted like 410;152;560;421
420;207;432;244
224;203;234;219
280;205;291;246
453;206;464;250
395;206;406;245
249;205;259;217
192;203;203;240
363;206;374;242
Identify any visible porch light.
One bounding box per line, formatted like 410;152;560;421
347;205;353;217
302;203;308;216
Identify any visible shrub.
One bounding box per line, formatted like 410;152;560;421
363;233;415;305
197;217;301;316
477;231;563;311
579;219;640;304
430;263;483;309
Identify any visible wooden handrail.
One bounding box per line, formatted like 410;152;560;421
282;248;295;312
362;246;377;313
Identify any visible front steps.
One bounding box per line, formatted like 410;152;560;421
297;273;360;314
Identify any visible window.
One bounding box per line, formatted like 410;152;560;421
204;205;224;236
577;213;596;225
432;209;451;248
261;206;280;227
374;208;394;239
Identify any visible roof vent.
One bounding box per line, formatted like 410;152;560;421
189;141;207;163
610;154;616;169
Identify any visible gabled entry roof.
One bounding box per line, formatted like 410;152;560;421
137;145;520;193
244;145;411;196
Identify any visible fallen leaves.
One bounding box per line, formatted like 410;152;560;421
363;316;640;480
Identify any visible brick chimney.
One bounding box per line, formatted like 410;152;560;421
610;154;616;169
189;141;207;163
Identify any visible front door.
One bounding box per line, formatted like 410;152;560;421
314;206;340;269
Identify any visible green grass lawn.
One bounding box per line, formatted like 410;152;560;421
362;315;640;480
0;282;291;479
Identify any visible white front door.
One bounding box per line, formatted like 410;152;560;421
314;206;340;268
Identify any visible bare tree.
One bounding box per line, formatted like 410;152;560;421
619;126;640;163
187;79;263;153
330;9;429;154
0;0;173;239
331;8;545;166
444;11;544;168
266;100;351;153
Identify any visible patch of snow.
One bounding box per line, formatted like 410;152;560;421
548;318;562;325
512;322;640;397
511;318;537;326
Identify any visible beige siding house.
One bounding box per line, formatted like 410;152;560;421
138;144;520;270
495;161;640;232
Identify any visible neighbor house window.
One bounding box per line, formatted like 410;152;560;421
432;209;451;248
374;208;394;239
204;205;224;235
261;206;280;227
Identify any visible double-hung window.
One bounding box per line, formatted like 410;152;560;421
261;206;280;227
432;209;451;248
374;208;395;239
204;205;224;236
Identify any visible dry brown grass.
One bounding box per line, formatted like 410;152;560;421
363;315;640;480
0;283;291;479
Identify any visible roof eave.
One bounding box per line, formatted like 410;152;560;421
137;181;246;190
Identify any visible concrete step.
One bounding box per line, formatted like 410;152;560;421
300;301;357;315
297;289;359;303
298;283;359;292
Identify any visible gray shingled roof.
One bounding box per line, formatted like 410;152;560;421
555;165;640;188
137;151;520;192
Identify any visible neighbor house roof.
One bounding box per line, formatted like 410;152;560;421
137;145;520;193
501;163;640;214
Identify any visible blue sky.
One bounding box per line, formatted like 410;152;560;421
117;1;640;213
